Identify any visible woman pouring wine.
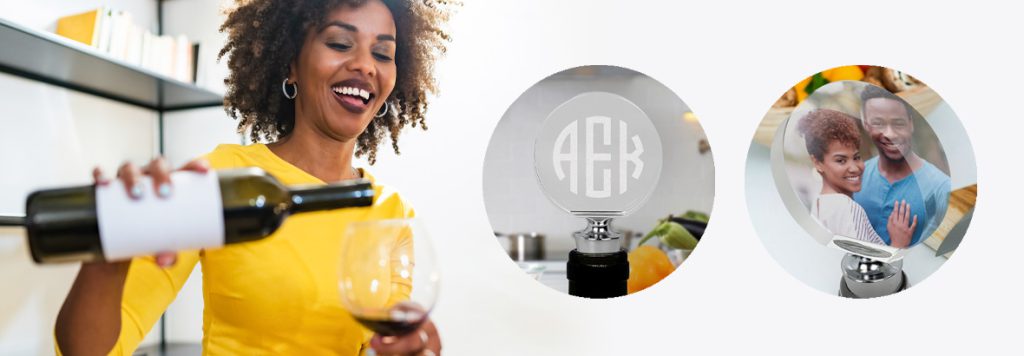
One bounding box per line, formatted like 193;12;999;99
55;0;453;355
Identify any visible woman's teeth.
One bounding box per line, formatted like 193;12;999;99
332;86;372;103
844;176;860;182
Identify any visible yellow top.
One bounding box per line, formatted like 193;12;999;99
106;144;414;355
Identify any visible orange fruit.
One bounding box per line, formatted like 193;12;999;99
627;245;675;294
822;65;865;82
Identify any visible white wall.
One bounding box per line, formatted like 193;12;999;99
0;0;159;351
0;0;236;352
0;72;159;353
0;0;156;34
0;4;160;354
160;0;232;94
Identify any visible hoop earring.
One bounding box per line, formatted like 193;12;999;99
282;78;297;99
375;100;390;118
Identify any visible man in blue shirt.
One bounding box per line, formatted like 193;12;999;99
853;85;950;247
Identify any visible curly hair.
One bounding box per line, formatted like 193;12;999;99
797;109;862;161
218;0;454;164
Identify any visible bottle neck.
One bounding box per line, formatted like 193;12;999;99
0;215;25;227
288;179;374;214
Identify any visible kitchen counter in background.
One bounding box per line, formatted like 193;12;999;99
518;260;569;294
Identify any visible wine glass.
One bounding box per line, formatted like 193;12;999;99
338;218;439;336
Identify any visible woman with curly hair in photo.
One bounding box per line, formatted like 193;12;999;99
798;108;917;248
54;0;453;355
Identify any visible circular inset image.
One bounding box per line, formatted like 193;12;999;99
483;65;714;299
747;65;977;298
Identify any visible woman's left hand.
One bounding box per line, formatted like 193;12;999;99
886;200;917;248
370;318;441;356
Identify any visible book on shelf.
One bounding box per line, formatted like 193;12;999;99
55;7;103;47
55;8;199;84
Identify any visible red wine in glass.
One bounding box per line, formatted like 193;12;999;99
338;218;439;337
353;302;428;336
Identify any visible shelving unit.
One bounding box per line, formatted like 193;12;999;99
0;17;222;112
0;10;225;231
1;4;217;353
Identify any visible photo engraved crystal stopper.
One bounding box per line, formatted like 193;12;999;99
770;81;951;297
534;91;662;254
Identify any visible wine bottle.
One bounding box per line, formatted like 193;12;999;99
0;215;24;227
21;167;373;264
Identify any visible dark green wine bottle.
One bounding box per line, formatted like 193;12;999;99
21;168;373;264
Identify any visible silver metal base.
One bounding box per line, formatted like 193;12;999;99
572;217;622;254
838;253;909;299
840;272;908;298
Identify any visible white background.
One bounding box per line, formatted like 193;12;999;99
421;1;1020;354
1;0;1022;355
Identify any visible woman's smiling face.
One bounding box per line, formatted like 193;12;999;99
290;0;397;141
814;141;864;196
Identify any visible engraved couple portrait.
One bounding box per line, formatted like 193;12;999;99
784;81;951;250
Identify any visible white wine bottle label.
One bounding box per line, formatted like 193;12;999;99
96;171;225;260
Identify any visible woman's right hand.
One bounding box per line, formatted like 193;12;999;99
886;200;917;248
58;157;210;355
91;157;211;267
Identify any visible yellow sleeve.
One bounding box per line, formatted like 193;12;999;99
56;146;242;355
106;146;238;354
53;253;199;356
109;252;200;355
